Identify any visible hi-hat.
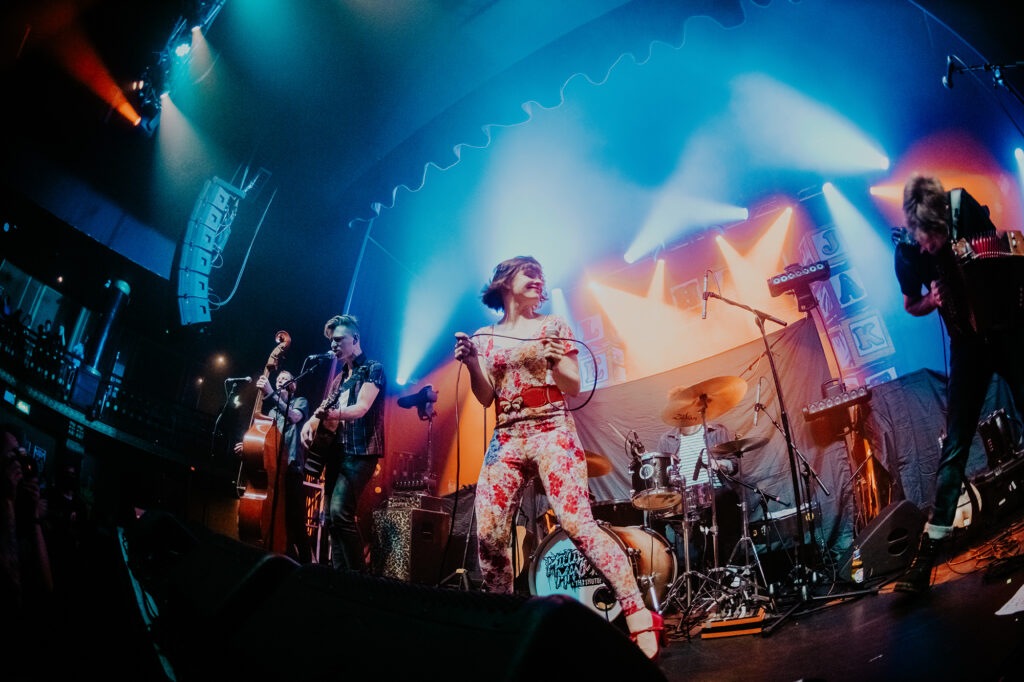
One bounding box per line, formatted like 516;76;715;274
584;451;614;477
710;436;769;458
661;376;747;427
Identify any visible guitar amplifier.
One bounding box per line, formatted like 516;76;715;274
372;507;451;584
386;492;452;513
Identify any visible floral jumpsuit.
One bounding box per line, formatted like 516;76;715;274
472;314;645;616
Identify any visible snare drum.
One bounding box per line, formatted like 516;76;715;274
630;453;682;512
655;481;714;522
683;482;714;520
529;523;676;619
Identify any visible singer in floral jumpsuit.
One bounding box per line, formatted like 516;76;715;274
454;256;662;659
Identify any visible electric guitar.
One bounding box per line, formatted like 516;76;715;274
304;384;344;478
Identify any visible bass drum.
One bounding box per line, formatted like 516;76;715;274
592;498;646;527
528;523;676;620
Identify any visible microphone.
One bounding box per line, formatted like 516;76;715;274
943;55;955;89
629;431;646;459
701;270;709;320
693;449;704;481
307;352;334;362
226;376;251;384
753;380;761;427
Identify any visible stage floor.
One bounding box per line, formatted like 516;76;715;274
652;512;1024;681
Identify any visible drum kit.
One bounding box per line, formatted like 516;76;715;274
528;375;773;628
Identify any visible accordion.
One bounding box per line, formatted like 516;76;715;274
945;230;1024;335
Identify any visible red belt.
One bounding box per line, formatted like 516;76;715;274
499;385;563;413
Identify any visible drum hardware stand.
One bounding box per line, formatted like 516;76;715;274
658;402;724;618
659;516;733;627
695;404;722;569
716;466;769;598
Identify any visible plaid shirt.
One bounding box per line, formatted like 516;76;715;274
328;352;386;457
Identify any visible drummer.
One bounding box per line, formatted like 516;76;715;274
658;422;742;573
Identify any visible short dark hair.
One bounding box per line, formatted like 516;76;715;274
481;256;547;311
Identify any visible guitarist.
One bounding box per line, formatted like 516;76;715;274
301;314;386;573
235;371;311;563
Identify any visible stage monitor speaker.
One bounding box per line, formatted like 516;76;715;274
840;499;925;581
124;511;299;679
216;565;666;681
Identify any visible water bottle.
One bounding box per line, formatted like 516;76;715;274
851;545;864;584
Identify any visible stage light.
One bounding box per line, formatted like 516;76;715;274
803;385;870;420
173;39;192;59
766;261;830;298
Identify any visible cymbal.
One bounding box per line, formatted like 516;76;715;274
661;376;747;427
710;436;769;458
584;451;614;477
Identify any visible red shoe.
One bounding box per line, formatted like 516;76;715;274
629;610;664;660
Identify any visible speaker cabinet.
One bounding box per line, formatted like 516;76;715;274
372;507;451;584
840;499;925;581
972;454;1024;525
177;293;210;326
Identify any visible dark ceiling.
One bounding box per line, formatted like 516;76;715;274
2;0;1022;399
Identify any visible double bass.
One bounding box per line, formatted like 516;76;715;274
237;330;291;553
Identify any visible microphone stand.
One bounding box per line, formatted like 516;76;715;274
215;381;247;499
264;355;327;404
708;288;876;634
945;57;1024;107
704;292;808;562
756;404;830;565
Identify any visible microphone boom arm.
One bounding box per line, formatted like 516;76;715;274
703;291;787;329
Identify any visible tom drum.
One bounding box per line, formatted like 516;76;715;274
630;453;683;512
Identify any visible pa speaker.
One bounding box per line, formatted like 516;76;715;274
178;243;213;276
176;270;208;298
215;565;666;681
841;499;925;581
177;294;210;326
